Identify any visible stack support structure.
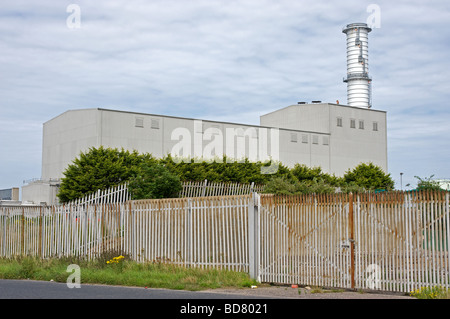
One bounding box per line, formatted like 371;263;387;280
343;23;372;108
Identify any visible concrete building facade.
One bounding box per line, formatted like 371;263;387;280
260;102;387;176
38;102;386;185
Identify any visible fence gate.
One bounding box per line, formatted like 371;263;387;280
257;194;355;289
354;192;450;293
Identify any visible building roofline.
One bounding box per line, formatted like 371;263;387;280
43;108;100;125
260;102;387;118
45;106;335;135
94;107;331;135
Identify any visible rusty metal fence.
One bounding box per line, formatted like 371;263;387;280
1;191;449;294
257;191;450;293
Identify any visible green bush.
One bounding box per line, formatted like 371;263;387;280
263;176;336;195
58;147;155;202
414;175;442;191
160;155;293;185
57;146;395;201
343;163;394;191
128;162;182;200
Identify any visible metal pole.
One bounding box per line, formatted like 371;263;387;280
21;207;25;256
187;198;192;268
348;193;356;289
248;193;260;282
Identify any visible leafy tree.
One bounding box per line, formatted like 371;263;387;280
414;175;442;191
263;176;298;195
263;176;336;195
57;147;149;203
343;162;394;191
58;147;399;202
128;162;182;200
291;164;341;186
159;155;293;185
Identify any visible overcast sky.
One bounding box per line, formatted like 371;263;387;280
1;0;450;192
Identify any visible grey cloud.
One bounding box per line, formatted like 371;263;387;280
1;0;450;189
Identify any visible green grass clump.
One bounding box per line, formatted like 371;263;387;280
0;254;257;291
409;286;450;299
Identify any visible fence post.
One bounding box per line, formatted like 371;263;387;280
248;192;260;282
348;193;356;289
129;201;135;261
21;207;25;256
39;206;43;258
187;198;192;267
2;209;5;257
202;180;208;197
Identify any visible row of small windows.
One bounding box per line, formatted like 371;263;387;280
291;133;329;145
136;118;330;147
135;117;160;129
337;117;378;131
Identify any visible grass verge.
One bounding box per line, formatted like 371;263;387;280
0;255;258;291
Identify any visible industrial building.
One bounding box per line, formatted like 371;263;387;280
22;23;388;205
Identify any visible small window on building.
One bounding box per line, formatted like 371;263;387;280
323;136;329;145
373;122;378;131
337;117;343;127
290;133;298;143
151;118;160;129
350;119;356;129
135;117;144;128
359;120;364;130
312;135;319;145
302;134;308;144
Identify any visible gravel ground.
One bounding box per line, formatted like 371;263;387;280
206;285;414;299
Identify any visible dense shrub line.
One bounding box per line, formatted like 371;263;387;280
57;147;395;202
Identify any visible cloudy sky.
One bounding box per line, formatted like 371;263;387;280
1;0;450;192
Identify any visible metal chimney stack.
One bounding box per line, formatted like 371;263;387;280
343;23;372;108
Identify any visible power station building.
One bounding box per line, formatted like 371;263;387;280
22;23;388;205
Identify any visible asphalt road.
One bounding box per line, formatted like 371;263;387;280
0;279;413;300
0;279;270;299
0;279;419;318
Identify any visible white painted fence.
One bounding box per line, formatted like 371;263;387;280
179;180;265;198
1;191;449;294
66;183;130;206
62;180;263;206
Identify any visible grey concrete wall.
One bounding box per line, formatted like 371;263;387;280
42;109;100;180
329;103;387;175
22;180;59;205
40;104;385;183
260;103;387;175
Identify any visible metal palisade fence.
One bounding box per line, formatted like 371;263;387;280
128;196;250;271
0;196;250;272
62;180;264;205
256;191;450;293
179;180;265;198
65;183;131;206
0;190;449;294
